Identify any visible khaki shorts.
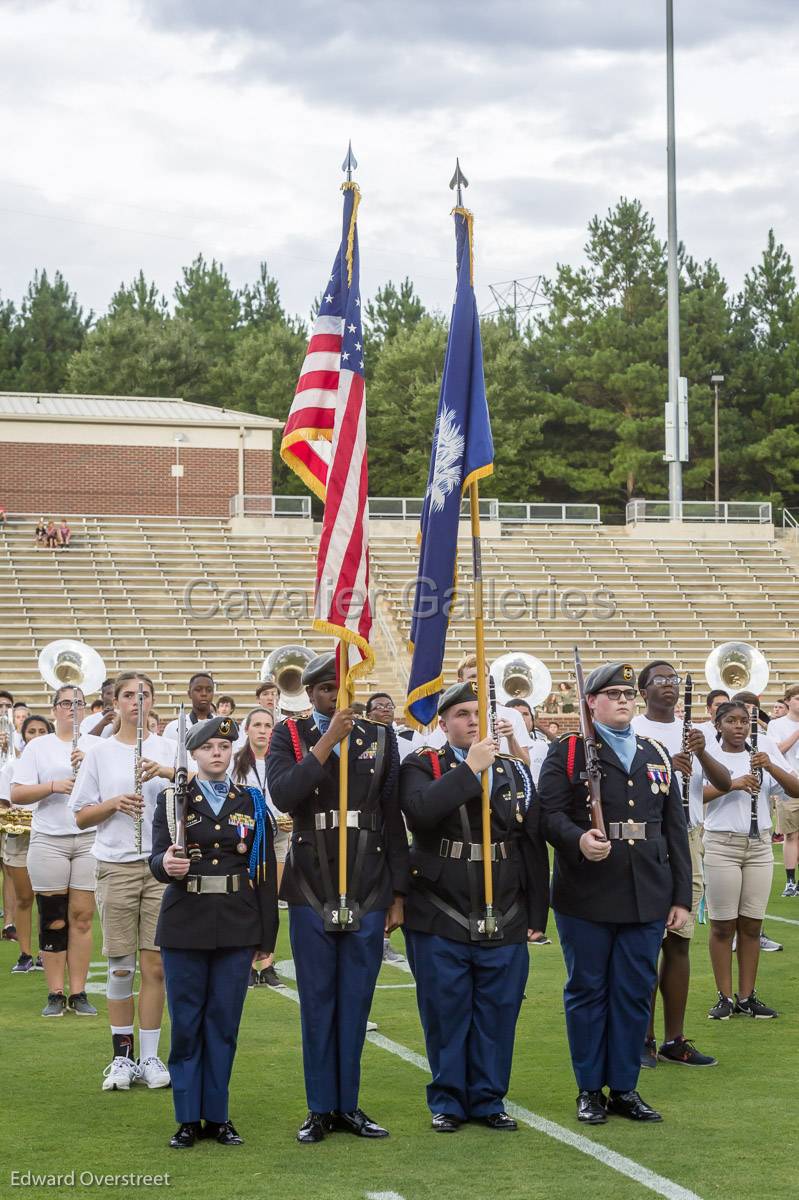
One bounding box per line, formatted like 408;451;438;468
95;859;166;956
703;830;774;921
2;831;30;869
28;830;97;893
667;824;704;940
777;798;799;836
274;829;290;866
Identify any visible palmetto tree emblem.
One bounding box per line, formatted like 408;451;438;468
427;404;465;513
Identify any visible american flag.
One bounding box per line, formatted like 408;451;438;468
281;183;373;692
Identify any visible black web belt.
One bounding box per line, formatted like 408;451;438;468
607;820;662;841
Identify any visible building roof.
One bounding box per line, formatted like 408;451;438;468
0;392;282;429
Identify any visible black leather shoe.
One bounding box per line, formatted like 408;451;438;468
481;1112;518;1131
297;1112;332;1144
333;1108;389;1138
607;1090;662;1122
432;1113;461;1133
204;1120;243;1145
576;1091;607;1124
169;1122;201;1149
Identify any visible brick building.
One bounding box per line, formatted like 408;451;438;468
0;392;280;517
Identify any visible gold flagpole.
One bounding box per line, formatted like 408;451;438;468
337;639;350;921
469;481;495;931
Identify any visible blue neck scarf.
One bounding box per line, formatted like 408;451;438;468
594;720;637;774
314;708;340;757
451;743;493;791
198;776;230;815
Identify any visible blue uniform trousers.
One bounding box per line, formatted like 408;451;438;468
161;945;253;1124
404;929;529;1120
289;904;385;1113
554;911;664;1093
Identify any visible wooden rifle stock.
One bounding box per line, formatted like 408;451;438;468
573;647;606;838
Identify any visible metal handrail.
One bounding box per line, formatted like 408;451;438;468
626;500;773;525
782;508;799;530
228;495;312;519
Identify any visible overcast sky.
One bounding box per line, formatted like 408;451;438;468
2;0;798;324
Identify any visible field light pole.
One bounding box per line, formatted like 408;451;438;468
666;0;683;518
711;374;724;508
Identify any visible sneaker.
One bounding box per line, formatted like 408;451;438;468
278;900;289;910
41;992;67;1017
366;1020;378;1032
11;953;34;973
33;954;44;970
760;935;783;952
1;923;18;941
258;966;281;987
708;992;734;1020
781;881;796;898
68;992;98;1016
734;991;778;1019
528;933;552;946
102;1056;138;1091
657;1036;717;1066
138;1056;171;1088
640;1037;657;1069
382;940;406;964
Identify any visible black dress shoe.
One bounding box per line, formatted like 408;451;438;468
607;1090;662;1122
203;1120;243;1145
576;1091;607;1124
481;1112;518;1131
332;1108;389;1138
431;1113;461;1133
169;1122;201;1149
297;1112;333;1144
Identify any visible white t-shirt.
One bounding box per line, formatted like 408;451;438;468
703;739;791;834
631;713;712;828
0;758;14;804
11;732;91;836
411;703;533;757
233;758;281;821
766;714;799;772
80;711;115;739
162;713;211;742
528;738;551;787
69;733;176;862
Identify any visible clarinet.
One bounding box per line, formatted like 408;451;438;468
488;674;499;747
133;681;144;854
173;706;189;858
680;673;693;821
748;705;762;840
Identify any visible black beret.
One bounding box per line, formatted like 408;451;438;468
438;680;479;715
584;661;635;695
186;716;239;753
301;652;337;688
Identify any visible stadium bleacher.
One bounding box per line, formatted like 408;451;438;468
2;513;798;712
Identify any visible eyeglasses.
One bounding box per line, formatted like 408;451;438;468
370;702;395;712
649;674;681;688
599;688;637;702
55;699;86;710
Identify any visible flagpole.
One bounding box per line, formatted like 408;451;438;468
337;640;350;922
451;157;495;936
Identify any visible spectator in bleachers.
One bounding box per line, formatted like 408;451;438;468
0;504;6;528
58;519;72;549
216;695;236;717
162;672;215;741
557;680;575;713
45;520;59;549
34;518;47;547
547;720;561;739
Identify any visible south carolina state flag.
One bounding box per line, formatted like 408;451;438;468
405;207;493;731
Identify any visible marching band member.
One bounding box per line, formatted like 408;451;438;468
162;673;215;742
266;652;408;1144
703;700;799;1020
11;687;97;1014
149;717;278;1149
632;660;729;1068
399;681;549;1133
2;714;50;972
70;673;176;1092
538;662;692;1125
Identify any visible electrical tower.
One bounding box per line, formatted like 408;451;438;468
481;276;549;323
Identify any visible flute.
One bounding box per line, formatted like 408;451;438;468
748;705;762;840
71;690;81;778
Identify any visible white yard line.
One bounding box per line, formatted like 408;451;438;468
764;912;799;926
269;979;703;1200
365;1193;407;1200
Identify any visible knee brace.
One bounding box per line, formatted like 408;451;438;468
106;954;137;1000
36;893;69;953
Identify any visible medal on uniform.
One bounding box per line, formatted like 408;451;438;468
235;819;248;854
646;764;669;794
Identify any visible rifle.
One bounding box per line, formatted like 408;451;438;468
574;647;607;838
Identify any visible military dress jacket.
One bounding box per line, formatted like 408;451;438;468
536;733;691;924
149;777;278;954
265;716;409;912
399;745;550;944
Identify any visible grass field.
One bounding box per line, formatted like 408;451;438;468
2;849;797;1200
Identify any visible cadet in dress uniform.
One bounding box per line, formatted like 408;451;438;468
399;682;550;1133
537;663;691;1125
149;717;278;1149
265;653;409;1144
